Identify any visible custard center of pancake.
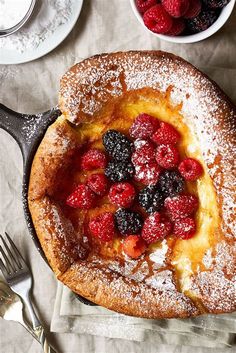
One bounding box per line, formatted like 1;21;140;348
56;88;221;296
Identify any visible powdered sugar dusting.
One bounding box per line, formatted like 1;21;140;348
1;107;59;146
32;51;236;317
47;128;71;154
191;241;236;312
0;0;73;53
69;257;198;317
60;52;236;237
202;249;213;269
145;270;175;291
60;51;235;239
149;239;168;268
60;59;124;120
31;196;86;273
86;251;196;316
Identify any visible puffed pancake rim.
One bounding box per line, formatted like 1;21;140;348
28;51;236;318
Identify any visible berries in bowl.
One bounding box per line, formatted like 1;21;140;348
130;0;235;43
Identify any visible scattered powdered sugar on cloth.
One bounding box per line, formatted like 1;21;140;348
0;0;72;53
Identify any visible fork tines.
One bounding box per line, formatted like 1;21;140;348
0;233;24;275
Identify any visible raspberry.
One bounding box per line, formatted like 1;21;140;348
134;162;162;185
109;182;136;208
66;184;96;209
158;170;185;197
138;185;164;214
131;140;156;166
123;235;147;259
155;144;180;169
173;217;196;239
178;158;203;181
184;0;202;19
164;194;199;220
81;149;107;170
105;161;134;182
141;212;172;244
162;0;190;17
129;113;159;139
115;208;143;235
152;122;180;145
89;212;115;242
87;173;108;196
167;18;185;36
186;10;218;33
202;0;230;8
143;4;173;34
102;130;133;161
136;0;158;13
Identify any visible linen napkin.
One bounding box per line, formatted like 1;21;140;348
51;283;236;348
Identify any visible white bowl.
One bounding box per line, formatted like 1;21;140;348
130;0;235;43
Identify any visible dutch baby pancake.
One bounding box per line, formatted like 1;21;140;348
28;51;236;318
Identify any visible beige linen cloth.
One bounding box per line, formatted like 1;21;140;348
51;284;236;347
0;1;236;352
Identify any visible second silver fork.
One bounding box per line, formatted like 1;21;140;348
0;232;57;353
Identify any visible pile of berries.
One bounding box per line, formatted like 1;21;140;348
135;0;230;36
66;113;204;260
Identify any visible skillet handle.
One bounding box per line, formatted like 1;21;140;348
0;104;97;307
0;103;60;164
0;104;27;153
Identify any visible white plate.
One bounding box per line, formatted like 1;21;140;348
0;0;83;65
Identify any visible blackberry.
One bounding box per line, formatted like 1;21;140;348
102;130;119;154
115;208;143;235
105;161;134;182
138;185;164;214
102;130;133;161
186;10;218;33
202;0;229;8
158;170;185;198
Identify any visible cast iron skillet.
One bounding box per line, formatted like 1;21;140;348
0;103;96;306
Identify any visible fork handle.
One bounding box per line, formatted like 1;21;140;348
23;293;58;353
33;325;58;353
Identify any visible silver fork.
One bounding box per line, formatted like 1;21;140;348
0;280;38;338
0;232;58;353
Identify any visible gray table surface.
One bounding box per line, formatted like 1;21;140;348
0;1;236;352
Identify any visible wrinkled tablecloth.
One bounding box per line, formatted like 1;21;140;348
0;1;236;353
51;283;236;348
